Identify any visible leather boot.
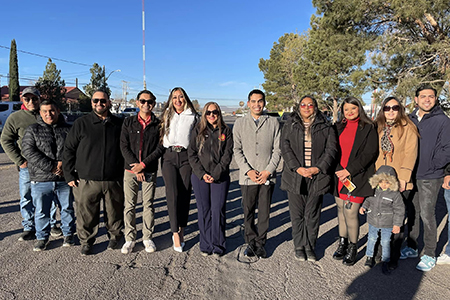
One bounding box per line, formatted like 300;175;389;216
332;237;348;260
343;242;358;266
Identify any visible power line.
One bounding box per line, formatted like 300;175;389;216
0;45;92;67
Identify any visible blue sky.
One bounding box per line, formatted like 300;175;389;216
0;0;315;107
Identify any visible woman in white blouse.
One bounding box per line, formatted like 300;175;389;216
160;87;198;252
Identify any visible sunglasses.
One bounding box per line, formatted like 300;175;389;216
300;103;314;108
139;99;155;105
205;110;219;116
92;98;107;104
23;97;39;102
383;105;400;112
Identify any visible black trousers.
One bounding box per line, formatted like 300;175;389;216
288;189;323;251
241;184;274;248
161;150;192;232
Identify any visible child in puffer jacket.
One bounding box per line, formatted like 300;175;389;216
359;165;405;274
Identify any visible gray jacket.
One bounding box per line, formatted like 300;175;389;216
363;188;404;228
233;113;281;185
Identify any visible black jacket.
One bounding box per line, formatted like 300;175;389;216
188;123;233;182
22;116;71;182
280;111;338;196
120;113;164;173
63;111;124;182
334;120;379;197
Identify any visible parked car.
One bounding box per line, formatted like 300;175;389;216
122;107;140;118
0;102;22;132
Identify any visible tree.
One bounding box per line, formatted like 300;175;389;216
9;39;19;102
312;0;450;103
35;59;66;110
259;33;307;110
192;99;201;111
78;93;92;112
83;63;111;97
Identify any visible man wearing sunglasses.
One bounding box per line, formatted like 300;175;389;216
403;85;450;272
63;89;124;255
1;87;59;241
233;89;281;258
119;90;163;254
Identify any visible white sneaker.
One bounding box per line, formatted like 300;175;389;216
143;239;157;253
436;253;450;265
121;241;135;254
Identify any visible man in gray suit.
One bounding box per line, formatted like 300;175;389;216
233;89;281;258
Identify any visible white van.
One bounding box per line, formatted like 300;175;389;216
0;102;22;132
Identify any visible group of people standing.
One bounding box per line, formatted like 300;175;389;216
2;85;450;274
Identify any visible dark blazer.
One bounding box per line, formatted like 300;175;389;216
280;111;338;196
334;120;379;198
120;112;164;173
63;111;124;182
188;123;233;182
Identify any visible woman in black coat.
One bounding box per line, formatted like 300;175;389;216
333;96;378;266
280;96;338;261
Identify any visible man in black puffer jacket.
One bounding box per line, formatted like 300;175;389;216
22;100;75;251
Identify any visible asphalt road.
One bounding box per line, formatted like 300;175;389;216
0;117;450;299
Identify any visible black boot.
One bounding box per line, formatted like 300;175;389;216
333;237;348;260
343;242;358;266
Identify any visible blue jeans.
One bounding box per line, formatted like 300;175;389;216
31;181;75;240
19;167;57;231
444;188;450;255
366;224;392;262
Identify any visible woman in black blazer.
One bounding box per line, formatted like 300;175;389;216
333;97;378;266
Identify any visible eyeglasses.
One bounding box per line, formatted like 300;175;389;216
300;103;314;108
383;105;400;112
92;98;107;104
139;99;155;105
205;110;219;116
23;97;39;102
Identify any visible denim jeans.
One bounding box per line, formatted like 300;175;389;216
408;178;442;257
31;181;75;240
19;167;58;231
444;188;450;255
19;167;34;231
366;224;392;262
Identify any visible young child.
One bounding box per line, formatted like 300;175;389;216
359;165;405;274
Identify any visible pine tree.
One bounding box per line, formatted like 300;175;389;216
9;39;20;102
83;63;111;98
35;59;66;110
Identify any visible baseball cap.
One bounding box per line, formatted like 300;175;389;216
21;87;41;98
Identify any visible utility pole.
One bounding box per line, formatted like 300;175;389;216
142;0;147;90
122;80;128;104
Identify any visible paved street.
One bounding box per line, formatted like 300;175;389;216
1;123;450;299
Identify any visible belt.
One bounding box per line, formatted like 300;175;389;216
167;146;187;153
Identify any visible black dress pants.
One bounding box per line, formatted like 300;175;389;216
241;184;274;248
161;150;192;232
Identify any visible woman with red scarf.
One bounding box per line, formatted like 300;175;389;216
333;97;378;266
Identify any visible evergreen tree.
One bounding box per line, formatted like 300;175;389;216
83;63;111;97
9;39;20;102
35;59;66;110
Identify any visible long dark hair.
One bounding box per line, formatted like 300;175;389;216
196;102;227;153
340;96;373;127
375;96;419;139
160;87;197;142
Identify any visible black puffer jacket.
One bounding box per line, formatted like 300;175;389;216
22;116;71;182
188;123;233;182
280;111;338;196
120;113;164;173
